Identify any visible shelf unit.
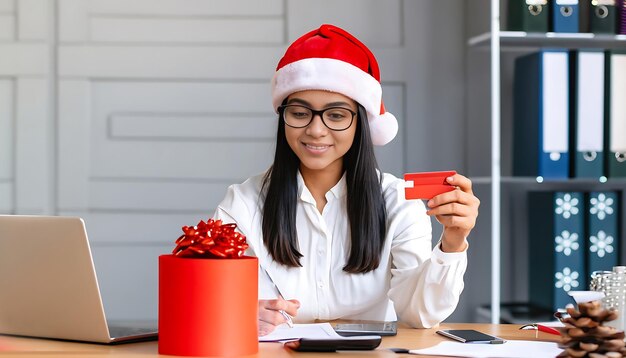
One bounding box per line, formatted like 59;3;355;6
470;1;626;324
470;31;626;49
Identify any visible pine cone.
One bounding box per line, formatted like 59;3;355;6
557;300;626;358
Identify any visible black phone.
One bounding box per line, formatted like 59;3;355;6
284;336;382;352
334;321;397;336
436;329;505;344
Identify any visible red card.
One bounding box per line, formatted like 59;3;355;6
404;170;457;200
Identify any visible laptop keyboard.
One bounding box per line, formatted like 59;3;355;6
109;325;157;339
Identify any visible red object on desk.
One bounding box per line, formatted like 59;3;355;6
404;170;457;200
536;324;561;335
158;255;259;356
519;324;561;336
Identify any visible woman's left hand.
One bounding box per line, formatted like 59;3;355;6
426;173;480;252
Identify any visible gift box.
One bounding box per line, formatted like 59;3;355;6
158;219;258;357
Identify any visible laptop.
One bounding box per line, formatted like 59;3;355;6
0;215;158;344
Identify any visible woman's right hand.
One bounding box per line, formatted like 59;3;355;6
258;298;300;336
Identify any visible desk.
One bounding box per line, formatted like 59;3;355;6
0;323;560;357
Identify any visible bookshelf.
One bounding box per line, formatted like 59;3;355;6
468;1;626;324
470;31;626;50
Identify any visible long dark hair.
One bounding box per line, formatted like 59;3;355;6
261;104;387;273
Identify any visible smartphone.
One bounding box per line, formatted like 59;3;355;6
285;336;382;352
436;329;505;344
334;321;397;336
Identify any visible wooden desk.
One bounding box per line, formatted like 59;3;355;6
0;323;560;357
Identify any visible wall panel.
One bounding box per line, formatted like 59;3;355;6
17;0;48;40
0;0;13;12
0;15;15;41
61;211;209;244
59;46;280;79
15;78;49;213
91;245;169;321
90;18;284;44
109;113;275;140
58;80;91;210
375;84;405;176
0;79;13;213
287;0;402;46
89;0;283;17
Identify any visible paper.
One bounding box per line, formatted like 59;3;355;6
409;340;563;358
259;323;342;342
568;290;605;304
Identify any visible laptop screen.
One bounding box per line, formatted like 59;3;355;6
0;215;114;342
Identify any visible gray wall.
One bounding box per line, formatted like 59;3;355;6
1;0;489;323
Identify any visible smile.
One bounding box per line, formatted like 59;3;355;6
304;143;330;150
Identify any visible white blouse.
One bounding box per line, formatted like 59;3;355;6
213;171;468;328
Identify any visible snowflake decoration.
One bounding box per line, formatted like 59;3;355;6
555;193;579;219
555;230;579;256
555;267;579;292
589;230;615;258
590;193;614;221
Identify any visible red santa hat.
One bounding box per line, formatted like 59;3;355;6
271;24;398;146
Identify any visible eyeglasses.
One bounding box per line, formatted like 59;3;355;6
278;104;356;131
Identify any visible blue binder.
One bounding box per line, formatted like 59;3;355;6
552;0;580;32
570;51;605;179
514;51;570;180
529;191;586;311
586;191;620;274
605;51;626;178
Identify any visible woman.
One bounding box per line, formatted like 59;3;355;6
213;24;480;336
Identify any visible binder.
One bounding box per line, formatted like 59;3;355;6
605;51;626;178
553;0;580;32
590;0;618;33
578;0;590;33
586;191;619;274
620;0;626;34
508;0;550;32
529;191;586;312
514;51;570;180
570;51;605;179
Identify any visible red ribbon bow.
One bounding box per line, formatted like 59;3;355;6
173;219;249;259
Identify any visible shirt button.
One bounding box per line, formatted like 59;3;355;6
318;282;324;288
318;250;323;256
437;258;444;264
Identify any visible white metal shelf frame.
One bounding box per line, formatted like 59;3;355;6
489;0;501;325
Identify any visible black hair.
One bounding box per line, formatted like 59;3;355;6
261;103;387;273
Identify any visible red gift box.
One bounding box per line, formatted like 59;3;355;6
158;254;258;356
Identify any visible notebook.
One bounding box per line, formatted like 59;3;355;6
0;215;158;344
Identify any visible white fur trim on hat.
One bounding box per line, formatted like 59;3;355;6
272;58;398;146
369;112;398;146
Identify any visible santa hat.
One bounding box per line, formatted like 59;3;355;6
271;24;398;146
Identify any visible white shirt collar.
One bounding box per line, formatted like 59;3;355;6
296;170;347;205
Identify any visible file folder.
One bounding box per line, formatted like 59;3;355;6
621;0;626;34
508;0;550;32
514;51;570;180
586;191;619;274
553;0;580;32
605;51;626;178
570;51;605;179
529;191;586;312
590;0;618;33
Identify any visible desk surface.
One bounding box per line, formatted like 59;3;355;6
0;323;560;358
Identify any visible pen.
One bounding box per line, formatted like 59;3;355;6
536;324;561;335
261;267;294;328
519;324;561;336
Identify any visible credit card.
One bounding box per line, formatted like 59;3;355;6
404;170;456;200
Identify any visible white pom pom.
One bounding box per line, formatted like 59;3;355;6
368;112;398;146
